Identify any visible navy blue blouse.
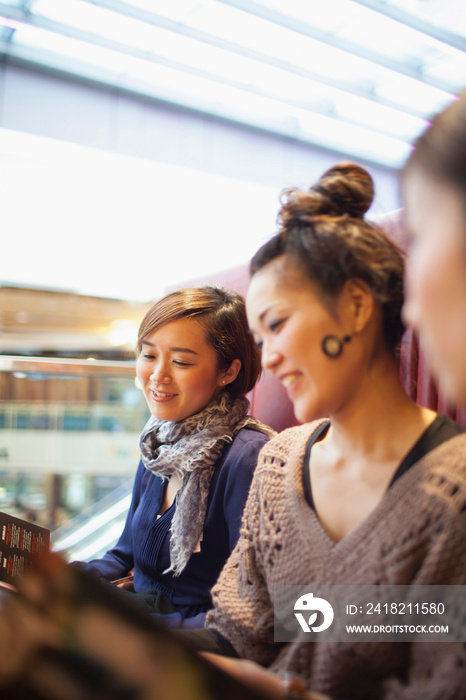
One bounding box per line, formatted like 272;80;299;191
78;428;268;617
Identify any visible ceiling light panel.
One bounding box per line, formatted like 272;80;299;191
123;0;213;24
12;10;427;144
12;24;131;73
383;0;466;37
7;22;412;167
32;0;180;50
30;0;457;117
2;0;464;170
330;1;465;72
423;52;466;90
139;0;458;115
375;73;455;116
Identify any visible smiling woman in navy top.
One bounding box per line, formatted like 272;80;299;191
76;286;274;628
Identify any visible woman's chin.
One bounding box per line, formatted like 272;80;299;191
293;400;327;425
439;368;466;411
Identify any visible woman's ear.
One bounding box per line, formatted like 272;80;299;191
343;279;375;334
220;359;242;387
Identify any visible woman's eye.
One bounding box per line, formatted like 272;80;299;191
269;319;285;333
143;353;155;360
173;360;192;367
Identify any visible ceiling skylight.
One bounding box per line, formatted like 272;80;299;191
0;0;463;168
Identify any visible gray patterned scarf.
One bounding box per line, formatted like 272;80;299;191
138;391;275;576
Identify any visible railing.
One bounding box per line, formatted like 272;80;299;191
0;402;148;432
0;355;137;376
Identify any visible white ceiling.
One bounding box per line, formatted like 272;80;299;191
0;0;465;169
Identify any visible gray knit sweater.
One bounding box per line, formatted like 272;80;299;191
207;422;466;700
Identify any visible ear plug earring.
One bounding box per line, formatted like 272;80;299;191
321;334;352;358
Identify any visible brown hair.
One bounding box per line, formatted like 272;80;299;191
137;286;261;399
250;163;405;352
404;91;466;197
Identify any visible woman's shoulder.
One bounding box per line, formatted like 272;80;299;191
420;427;466;478
233;426;271;447
211;428;270;495
401;428;466;527
427;413;465;441
216;427;270;474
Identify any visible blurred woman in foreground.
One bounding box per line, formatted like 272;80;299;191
402;90;466;407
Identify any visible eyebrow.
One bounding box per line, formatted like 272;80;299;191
141;340;199;355
258;304;277;322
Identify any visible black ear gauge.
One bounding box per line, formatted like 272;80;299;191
321;334;352;358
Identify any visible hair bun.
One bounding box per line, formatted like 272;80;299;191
314;163;374;218
278;162;374;228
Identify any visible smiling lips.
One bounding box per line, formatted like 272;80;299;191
150;389;177;402
280;373;300;389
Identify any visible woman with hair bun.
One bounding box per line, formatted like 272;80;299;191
200;164;466;699
76;285;274;629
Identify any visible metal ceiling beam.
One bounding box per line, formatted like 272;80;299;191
217;0;460;92
0;0;31;43
351;0;466;53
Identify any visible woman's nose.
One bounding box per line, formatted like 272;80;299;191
261;344;282;372
150;362;171;383
401;298;419;332
402;268;420;332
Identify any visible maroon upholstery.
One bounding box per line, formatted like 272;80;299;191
176;210;466;430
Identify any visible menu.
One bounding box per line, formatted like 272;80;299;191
0;511;50;586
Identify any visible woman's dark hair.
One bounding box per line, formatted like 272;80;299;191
404;91;466;195
137;286;261;399
250;162;405;353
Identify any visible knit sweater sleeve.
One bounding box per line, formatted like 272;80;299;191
206;427;307;666
206;462;280;666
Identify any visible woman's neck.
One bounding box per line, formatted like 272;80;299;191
308;354;437;542
325;354;436;462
